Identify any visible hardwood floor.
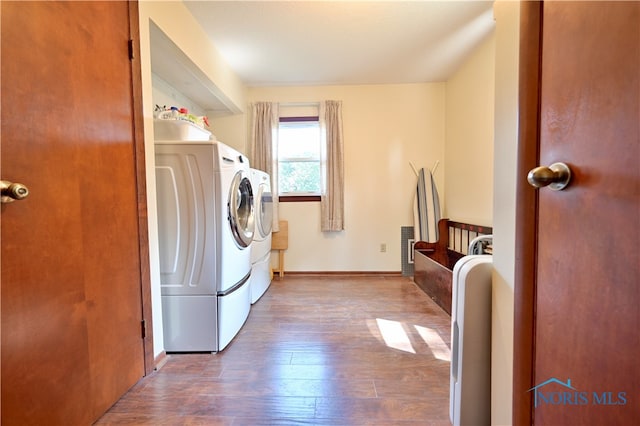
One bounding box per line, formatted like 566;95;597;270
97;275;452;425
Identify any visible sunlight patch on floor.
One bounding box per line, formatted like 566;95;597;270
367;318;452;359
374;318;416;354
415;325;451;361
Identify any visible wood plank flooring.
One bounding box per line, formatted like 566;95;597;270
96;275;452;425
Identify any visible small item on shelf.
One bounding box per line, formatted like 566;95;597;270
153;104;210;132
156;110;174;120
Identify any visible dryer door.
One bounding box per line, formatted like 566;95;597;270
228;170;255;248
256;183;273;238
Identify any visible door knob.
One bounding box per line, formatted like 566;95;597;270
527;162;571;191
1;180;30;203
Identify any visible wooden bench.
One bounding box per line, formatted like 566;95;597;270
413;219;492;314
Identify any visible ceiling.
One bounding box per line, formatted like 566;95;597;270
183;1;496;87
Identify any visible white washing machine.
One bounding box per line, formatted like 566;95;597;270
249;168;273;304
155;140;254;352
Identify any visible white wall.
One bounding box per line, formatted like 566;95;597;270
209;113;246;152
444;31;495;226
138;0;246;358
244;84;446;272
491;1;519;424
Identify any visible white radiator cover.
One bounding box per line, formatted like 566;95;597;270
450;255;493;426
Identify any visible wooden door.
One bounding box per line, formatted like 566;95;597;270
514;2;639;424
1;2;152;424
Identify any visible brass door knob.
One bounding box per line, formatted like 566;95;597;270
1;180;30;203
527;162;572;191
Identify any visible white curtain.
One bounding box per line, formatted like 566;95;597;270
320;100;345;232
248;102;279;232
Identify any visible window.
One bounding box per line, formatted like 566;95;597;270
278;116;321;201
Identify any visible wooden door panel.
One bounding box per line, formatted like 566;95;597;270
1;1;145;424
533;2;639;424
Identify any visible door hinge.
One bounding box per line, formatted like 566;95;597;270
141;319;146;339
128;39;135;60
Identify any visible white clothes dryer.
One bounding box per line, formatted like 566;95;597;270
155;140;254;352
249;168;273;303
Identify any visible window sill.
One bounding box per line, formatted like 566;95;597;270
279;195;320;202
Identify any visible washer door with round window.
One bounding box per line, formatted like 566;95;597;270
228;170;255;248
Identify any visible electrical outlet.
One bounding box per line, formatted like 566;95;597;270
380;243;387;253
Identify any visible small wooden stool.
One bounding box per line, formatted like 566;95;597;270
271;220;288;279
